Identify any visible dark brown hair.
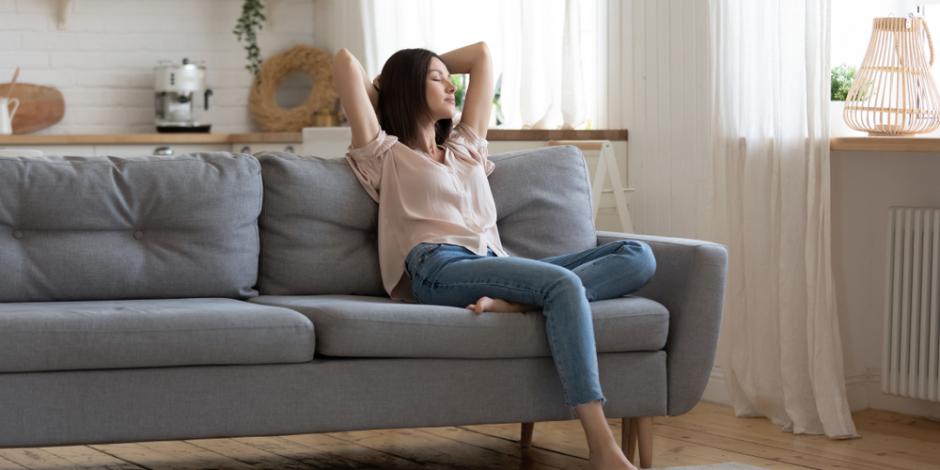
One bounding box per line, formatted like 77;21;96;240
377;48;452;147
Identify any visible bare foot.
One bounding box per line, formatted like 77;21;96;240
588;439;638;470
466;296;535;314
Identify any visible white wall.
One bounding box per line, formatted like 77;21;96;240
0;0;317;134
830;150;940;418
828;0;940;418
601;0;712;240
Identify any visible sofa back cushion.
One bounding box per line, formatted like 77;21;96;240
257;152;386;296
256;145;596;296
487;145;598;258
0;153;262;302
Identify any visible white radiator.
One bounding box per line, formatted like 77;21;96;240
883;207;940;402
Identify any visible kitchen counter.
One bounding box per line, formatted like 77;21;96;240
0;129;628;145
0;132;303;145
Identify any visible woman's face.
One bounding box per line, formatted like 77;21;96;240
425;57;456;120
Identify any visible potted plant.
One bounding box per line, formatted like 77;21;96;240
448;73;505;126
831;64;856;136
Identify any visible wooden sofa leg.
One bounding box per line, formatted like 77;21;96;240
621;417;652;468
622;417;637;462
520;422;534;448
636;416;653;468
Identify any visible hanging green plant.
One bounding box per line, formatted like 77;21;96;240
234;0;266;77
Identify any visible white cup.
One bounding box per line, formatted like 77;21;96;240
0;96;21;135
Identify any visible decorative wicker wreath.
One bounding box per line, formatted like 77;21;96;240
249;45;338;131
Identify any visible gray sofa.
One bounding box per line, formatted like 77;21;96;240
0;146;726;466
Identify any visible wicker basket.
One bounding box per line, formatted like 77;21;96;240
844;17;940;136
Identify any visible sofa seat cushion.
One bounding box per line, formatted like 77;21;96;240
0;298;315;373
249;295;668;358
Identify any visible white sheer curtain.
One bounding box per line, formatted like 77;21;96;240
314;1;380;76
358;0;593;129
312;0;376;79
707;0;859;438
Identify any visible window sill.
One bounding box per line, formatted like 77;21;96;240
830;137;940;152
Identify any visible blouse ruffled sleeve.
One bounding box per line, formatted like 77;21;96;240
449;122;494;176
344;130;399;203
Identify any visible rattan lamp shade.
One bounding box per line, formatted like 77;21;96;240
844;17;940;136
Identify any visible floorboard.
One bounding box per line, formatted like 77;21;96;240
4;402;939;469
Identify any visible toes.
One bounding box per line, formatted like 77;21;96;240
467;297;498;314
467;301;482;314
467;297;488;313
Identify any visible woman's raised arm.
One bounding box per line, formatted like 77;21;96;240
332;48;380;148
440;42;493;139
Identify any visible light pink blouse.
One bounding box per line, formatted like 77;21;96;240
345;123;510;302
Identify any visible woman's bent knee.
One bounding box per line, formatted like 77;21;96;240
632;241;657;286
613;240;657;289
543;270;586;301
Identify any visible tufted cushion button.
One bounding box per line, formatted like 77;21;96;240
12;230;23;239
133;230;144;240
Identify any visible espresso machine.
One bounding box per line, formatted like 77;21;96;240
154;58;214;133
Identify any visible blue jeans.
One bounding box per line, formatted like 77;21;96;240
404;240;657;410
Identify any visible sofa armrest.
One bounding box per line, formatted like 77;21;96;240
597;231;728;416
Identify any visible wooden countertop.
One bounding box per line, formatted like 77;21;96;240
0;132;302;145
0;129;628;145
488;129;628;141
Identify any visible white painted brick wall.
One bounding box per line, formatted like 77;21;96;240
0;0;319;134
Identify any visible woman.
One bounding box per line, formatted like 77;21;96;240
332;42;655;470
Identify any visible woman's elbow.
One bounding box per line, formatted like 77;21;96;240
473;42;492;70
333;48;353;67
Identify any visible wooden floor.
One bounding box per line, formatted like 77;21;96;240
2;401;939;470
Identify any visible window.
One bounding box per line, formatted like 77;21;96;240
919;2;940;80
831;0;915;71
369;0;600;129
831;0;940;72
